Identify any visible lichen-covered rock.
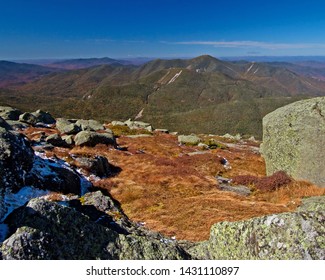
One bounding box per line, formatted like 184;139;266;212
45;133;68;147
0;127;34;193
5;120;27;130
0;117;13;131
111;120;126;126
1;198;120;260
31;109;55;124
0;106;22;121
1;197;190;260
296;196;325;212
62;135;74;146
73;156;117;178
74;131;115;147
79;191;133;233
118;234;189;260
75;119;104;131
19;112;37;125
56;118;81;135
189;209;325;260
178;134;201;145
261;97;325;187
124;119;153;132
28;156;81;195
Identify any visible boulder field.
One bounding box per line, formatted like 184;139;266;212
0;105;324;259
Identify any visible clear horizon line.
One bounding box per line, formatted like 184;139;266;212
4;54;325;63
162;40;325;50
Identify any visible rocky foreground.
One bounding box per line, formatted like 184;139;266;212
0;102;324;260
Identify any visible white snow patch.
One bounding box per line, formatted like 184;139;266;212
1;186;49;223
75;168;95;195
253;67;259;74
33;152;91;193
0;152;96;241
167;70;182;84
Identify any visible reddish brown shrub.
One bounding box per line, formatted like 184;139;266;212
232;175;260;186
232;171;292;192
256;171;292;191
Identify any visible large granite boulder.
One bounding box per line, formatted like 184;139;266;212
31;109;56;125
19;112;37;125
0;117;13;131
187;196;325;260
45;134;68;147
178;134;201;145
124;119;153;132
0;122;35;222
0;106;22;121
75;119;104;131
1;196;190;260
74;131;116;147
73;156;117;178
1;198;120;260
56;118;81;135
0;125;34;193
261;97;325;187
28;155;82;195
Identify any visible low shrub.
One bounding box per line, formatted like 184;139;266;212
232;171;292;192
232;175;260;186
257;171;292;191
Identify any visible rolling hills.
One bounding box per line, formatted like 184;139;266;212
0;60;61;88
1;55;325;138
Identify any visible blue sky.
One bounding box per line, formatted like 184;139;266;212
1;0;325;59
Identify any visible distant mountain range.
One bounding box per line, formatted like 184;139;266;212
1;55;325;138
45;57;134;69
0;61;61;88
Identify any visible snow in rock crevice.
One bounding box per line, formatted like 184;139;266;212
0;152;92;242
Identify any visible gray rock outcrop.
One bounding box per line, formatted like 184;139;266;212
0;124;34;193
261;97;325;187
75;119;104;131
17;110;55;126
31;109;56;124
188;196;325;260
28;156;82;195
73;156;116;178
178;134;201;145
0;106;22;121
19;112;37;125
0;117;13;131
124;119;153;132
74;131;115;147
1;195;190;260
45;134;68;147
0;120;35;222
56;118;81;135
